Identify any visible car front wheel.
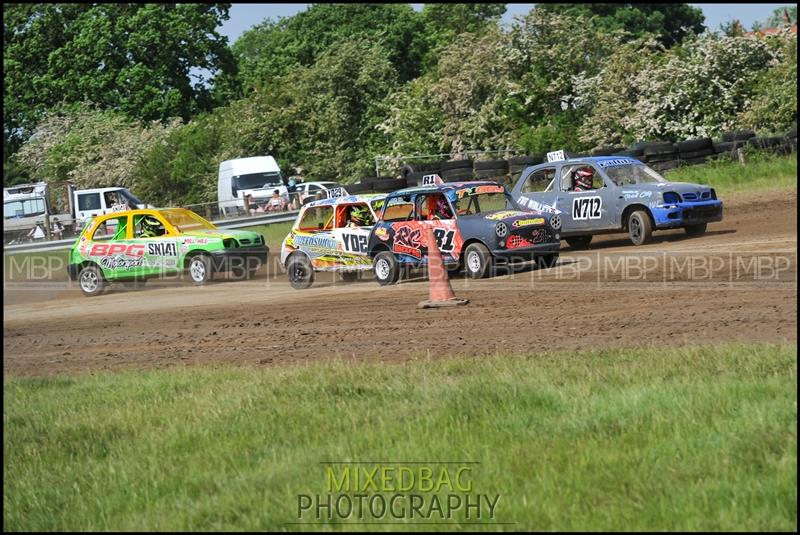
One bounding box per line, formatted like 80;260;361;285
373;251;400;286
464;243;493;279
628;210;653;246
287;254;314;289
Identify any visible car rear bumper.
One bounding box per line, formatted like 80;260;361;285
652;200;723;228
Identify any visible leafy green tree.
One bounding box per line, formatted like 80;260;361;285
233;4;423;90
751;6;796;31
738;34;797;133
13;103;178;194
536;3;705;47
3;3;234;145
418;4;507;70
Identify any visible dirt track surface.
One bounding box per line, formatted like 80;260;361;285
4;189;797;377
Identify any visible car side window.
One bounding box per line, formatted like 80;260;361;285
415;193;453;221
523;168;556;193
133;214;168;238
561;164;604;191
298;205;334;231
382;196;415;222
92;216;127;241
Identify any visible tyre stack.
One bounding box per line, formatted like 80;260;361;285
786;123;797;151
591;146;626;156
473;159;510;185
748;135;793;156
639;141;679;172
612;146;644;159
676;137;715;167
347;182;373;194
440;159;474;182
401;161;444;187
508;155;544;185
713;130;755;161
372;176;407;193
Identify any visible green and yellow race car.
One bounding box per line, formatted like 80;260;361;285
68;208;268;296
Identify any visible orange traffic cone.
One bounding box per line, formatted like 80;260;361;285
418;226;469;309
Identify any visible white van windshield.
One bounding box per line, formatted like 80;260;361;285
234;172;284;190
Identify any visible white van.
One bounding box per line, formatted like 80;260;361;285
218;156;288;216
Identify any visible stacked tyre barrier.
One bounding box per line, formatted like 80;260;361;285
440;159;474;182
364;125;796;195
639;141;680;172
676;137;716;167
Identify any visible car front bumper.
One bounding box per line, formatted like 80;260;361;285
651;200;723;229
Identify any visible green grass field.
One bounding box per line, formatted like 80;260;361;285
663;150;797;195
4;343;796;531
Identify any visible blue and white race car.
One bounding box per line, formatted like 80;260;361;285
509;151;723;247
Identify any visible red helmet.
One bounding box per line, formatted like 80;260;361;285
574;167;594;190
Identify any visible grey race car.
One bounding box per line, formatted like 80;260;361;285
510;154;723;248
367;177;562;284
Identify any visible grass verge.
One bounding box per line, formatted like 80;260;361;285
663;151;797;195
4;343;796;531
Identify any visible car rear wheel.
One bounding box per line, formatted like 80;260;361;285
565;236;592;250
373;251;400;286
78;265;107;297
464;243;492;279
287;254;314;289
685;223;707;236
628;210;653;246
188;255;214;285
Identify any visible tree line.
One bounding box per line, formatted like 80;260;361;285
4;3;796;206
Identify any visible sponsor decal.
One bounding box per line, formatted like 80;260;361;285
621;190;653;200
393;225;423;259
512;217;545;228
484;210;522;221
147;242;177;256
294;234;337;250
89;243;145;257
374;227;390;241
572;196;602;220
99;256;144;270
183;237;212;245
520;196;562;214
597;158;637;168
456;185;504;198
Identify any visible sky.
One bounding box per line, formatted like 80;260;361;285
219;3;795;44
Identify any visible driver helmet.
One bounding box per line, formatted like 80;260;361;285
142;216;164;235
434;196;451;218
349;205;370;226
574;167;594;190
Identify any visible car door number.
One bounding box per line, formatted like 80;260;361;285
572;196;602;220
342;233;368;253
432;228;456;252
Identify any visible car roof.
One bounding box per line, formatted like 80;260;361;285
88;207;192;223
545;156;644;166
388;180;504;197
304;193;387;208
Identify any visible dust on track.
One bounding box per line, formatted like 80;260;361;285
4;189;797;377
